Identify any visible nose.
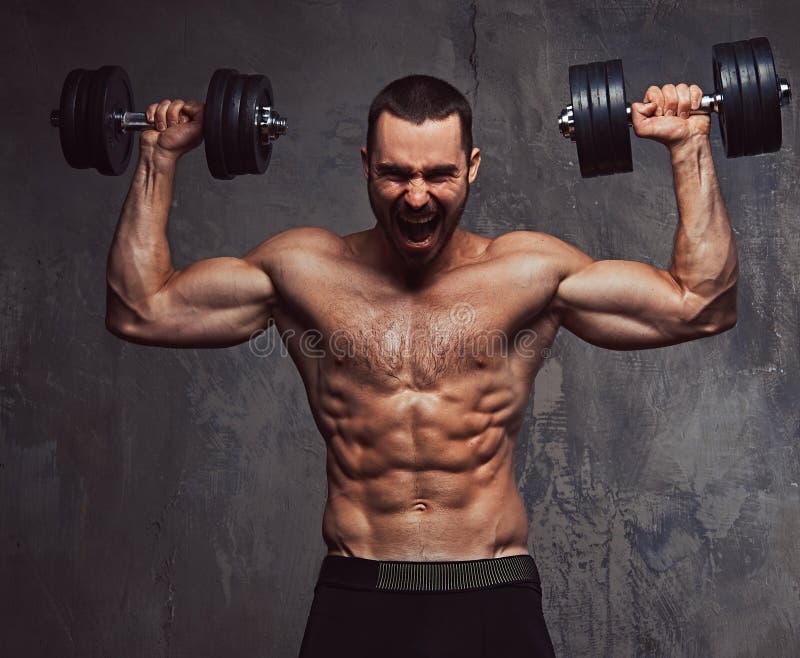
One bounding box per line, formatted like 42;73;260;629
404;176;430;210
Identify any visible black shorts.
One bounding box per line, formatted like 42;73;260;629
298;554;555;658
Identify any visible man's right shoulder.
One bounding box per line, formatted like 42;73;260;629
261;225;346;253
245;226;348;267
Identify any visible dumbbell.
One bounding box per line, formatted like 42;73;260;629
557;37;792;177
50;65;288;179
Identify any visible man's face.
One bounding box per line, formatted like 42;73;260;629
362;112;480;268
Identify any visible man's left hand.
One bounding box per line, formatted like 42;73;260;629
631;83;711;151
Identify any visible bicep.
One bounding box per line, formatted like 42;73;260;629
126;255;277;348
553;259;712;350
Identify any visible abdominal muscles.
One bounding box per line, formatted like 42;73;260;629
315;363;532;561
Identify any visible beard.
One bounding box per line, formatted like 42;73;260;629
366;179;470;268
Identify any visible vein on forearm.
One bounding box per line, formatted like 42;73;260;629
108;153;178;307
668;138;737;301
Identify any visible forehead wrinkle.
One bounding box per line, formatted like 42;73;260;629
372;114;465;169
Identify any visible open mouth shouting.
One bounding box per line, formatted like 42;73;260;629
394;207;443;249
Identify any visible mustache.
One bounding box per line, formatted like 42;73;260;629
392;199;440;218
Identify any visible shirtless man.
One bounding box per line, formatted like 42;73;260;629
105;75;737;657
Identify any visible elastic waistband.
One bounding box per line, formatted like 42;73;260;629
316;554;540;592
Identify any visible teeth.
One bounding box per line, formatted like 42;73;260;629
400;215;435;224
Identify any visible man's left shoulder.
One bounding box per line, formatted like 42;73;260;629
488;230;575;258
485;231;595;287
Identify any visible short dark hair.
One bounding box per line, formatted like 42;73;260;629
366;75;473;162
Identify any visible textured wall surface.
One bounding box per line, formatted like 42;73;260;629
2;1;798;656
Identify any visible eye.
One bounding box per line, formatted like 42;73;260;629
376;170;407;184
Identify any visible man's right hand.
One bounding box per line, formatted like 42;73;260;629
141;99;204;160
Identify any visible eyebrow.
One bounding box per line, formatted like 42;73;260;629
374;163;461;177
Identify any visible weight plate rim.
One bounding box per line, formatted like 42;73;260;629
75;69;94;159
238;75;259;174
587;60;615;176
239;74;273;175
257;74;275;174
569;64;597;178
222;73;247;177
749;36;782;154
605;59;633;174
85;68;107;173
58;68;92;169
204;69;236;180
713;42;745;158
108;65;135;175
87;65;135;176
732;40;763;156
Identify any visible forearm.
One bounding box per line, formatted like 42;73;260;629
107;147;180;321
668;135;738;323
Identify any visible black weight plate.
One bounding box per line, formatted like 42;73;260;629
58;69;92;169
222;73;247;177
107;67;135;174
587;61;615;176
86;66;135;175
74;70;94;164
238;75;274;175
733;40;763;156
749;37;782;154
605;59;633;174
84;68;108;172
237;76;259;175
713;42;745;158
569;64;598;178
204;69;236;180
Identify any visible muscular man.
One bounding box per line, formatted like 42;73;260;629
106;75;737;657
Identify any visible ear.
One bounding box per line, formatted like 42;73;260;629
467;147;481;183
361;147;370;180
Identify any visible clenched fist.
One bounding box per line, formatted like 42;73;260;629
140;99;204;159
631;83;711;150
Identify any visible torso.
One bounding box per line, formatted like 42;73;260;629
265;227;563;560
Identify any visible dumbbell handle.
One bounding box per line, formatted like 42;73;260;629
50;107;288;143
558;78;791;140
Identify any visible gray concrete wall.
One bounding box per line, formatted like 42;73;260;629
2;1;798;656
